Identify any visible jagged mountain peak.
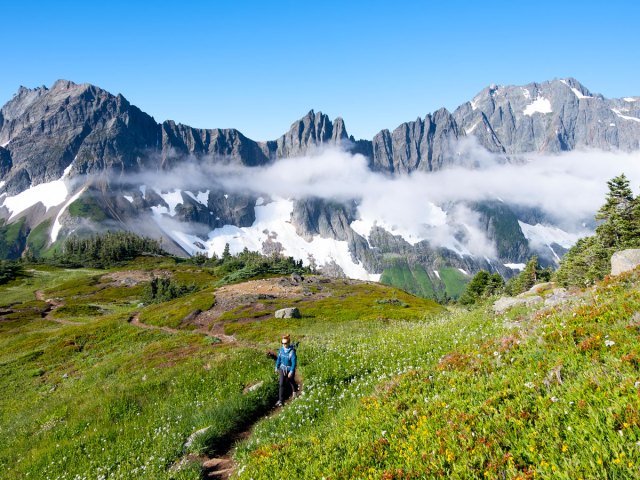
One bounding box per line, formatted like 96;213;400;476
273;109;349;158
1;77;639;296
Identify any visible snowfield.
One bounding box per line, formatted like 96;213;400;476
611;108;640;123
518;221;588;261
152;197;381;282
1;165;73;220
523;97;552;116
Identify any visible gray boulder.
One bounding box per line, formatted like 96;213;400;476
611;249;640;276
275;307;301;319
544;288;570;307
493;295;543;314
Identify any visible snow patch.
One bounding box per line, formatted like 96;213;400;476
154;197;379;281
518;221;587;256
470;98;479;110
139;185;147;199
610;123;616;127
168;230;208;253
504;263;525;271
255;196;265;206
521;88;531;99
351;202;447;247
51;187;87;242
185;190;209;206
154;189;183;216
458;268;468;275
560;79;591;99
624;97;637;102
465;121;480;134
123;195;134;203
1;173;71;220
611;108;640;123
0;181;5;190
433;270;440;279
523;97;552;116
224;194;229;199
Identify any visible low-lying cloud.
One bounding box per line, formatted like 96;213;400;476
126;144;640;257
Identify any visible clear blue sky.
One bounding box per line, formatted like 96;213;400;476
1;0;638;141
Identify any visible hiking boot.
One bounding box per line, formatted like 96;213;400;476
275;401;283;407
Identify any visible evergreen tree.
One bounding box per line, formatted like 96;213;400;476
459;270;491;305
459;271;504;305
505;256;549;296
0;260;23;285
555;173;640;287
595;174;636;248
222;243;232;262
486;273;505;296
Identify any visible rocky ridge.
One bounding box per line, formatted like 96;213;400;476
1;78;639;297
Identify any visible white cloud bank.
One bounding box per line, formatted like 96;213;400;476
133;145;640;258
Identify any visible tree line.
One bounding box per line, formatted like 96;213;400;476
57;231;165;267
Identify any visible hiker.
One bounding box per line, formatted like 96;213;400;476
275;334;297;407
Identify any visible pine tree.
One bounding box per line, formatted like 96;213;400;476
222;243;231;262
459;271;490;305
555;173;640;287
596;174;635;248
505;256;540;295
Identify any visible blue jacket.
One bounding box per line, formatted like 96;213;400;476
275;346;296;375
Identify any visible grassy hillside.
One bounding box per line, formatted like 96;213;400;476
2;257;639;479
0;218;28;260
237;270;640;479
380;260;468;301
0;260;441;479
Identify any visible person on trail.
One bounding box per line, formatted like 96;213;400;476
275;334;297;407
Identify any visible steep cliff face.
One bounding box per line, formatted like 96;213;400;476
160;121;271;168
369;108;461;173
0;80;160;193
264;110;350;159
454;78;640;155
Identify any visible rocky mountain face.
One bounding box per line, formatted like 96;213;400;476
454;78;640;155
1;78;638;298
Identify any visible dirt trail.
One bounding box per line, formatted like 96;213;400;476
34;290;82;326
127;313;237;344
128;313;184;335
186;380;302;480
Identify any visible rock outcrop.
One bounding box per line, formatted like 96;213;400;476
611;249;640;276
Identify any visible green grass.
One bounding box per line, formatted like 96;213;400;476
235;271;640;479
0;218;28;259
380;259;437;298
440;267;469;299
67;195;107;221
138;288;216;329
0;263;278;480
220;279;442;342
380;260;469;301
26;220;52;257
3;260;640;479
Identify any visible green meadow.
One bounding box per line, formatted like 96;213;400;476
1;258;639;479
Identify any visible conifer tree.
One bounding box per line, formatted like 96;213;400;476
555;173;640;287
